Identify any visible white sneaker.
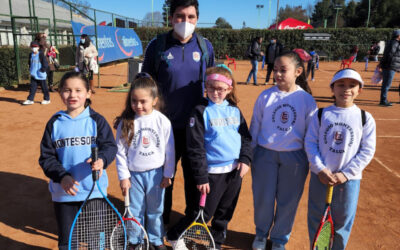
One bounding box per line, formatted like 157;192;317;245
41;100;51;105
252;236;266;250
168;238;188;250
22;100;34;105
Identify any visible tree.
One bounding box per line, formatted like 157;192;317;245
273;5;308;24
142;12;163;27
215;17;232;29
162;0;172;27
42;0;91;15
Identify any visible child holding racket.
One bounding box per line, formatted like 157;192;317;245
167;65;252;249
249;51;317;250
115;72;175;250
305;68;376;249
39;71;117;250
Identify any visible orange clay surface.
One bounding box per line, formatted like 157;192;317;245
0;60;399;249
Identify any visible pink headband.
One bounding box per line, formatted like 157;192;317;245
206;74;232;86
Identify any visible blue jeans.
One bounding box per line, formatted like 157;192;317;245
129;168;165;246
247;59;258;84
380;69;396;103
252;146;309;247
27;77;49;101
308;173;360;250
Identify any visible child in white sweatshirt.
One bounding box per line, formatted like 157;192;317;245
115;72;175;250
305;68;376;249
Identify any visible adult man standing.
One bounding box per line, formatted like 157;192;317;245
264;37;284;85
142;0;214;230
246;37;264;86
379;29;400;107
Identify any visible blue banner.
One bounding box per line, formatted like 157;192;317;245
71;21;143;64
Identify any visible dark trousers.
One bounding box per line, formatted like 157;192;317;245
307;61;315;79
167;169;242;247
53;201;82;250
27;77;50;101
203;170;242;247
163;128;198;225
47;69;54;87
265;63;274;83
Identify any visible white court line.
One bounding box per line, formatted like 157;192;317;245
377;136;400;138
375;118;400;121
374;157;400;178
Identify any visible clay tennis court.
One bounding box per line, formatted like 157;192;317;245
0;60;399;249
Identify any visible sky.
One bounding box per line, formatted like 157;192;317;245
85;0;319;29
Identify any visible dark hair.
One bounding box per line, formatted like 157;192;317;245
205;66;239;105
114;73;161;147
170;0;199;18
59;71;92;107
275;51;312;95
80;34;91;48
310;47;315;51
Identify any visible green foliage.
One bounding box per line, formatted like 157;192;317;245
215;18;233;29
134;27;393;61
275;5;309;24
0;47;30;86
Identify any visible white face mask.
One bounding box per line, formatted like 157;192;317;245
32;47;39;53
80;39;85;44
173;22;195;40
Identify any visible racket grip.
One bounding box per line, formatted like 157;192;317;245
326;185;333;204
199;193;207;208
91;147;99;181
125;190;130;207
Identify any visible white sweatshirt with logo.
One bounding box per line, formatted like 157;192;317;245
250;85;317;151
116;110;175;180
305;104;376;180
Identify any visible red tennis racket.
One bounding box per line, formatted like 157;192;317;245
312;185;334;250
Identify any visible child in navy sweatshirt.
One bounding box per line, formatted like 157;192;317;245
39;71;117;250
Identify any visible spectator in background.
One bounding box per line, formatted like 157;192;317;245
351;45;359;62
264;37;284;85
75;34;98;93
370;41;380;62
34;33;56;92
307;47;319;81
379;29;400;107
245;37;264;86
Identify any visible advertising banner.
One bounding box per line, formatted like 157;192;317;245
71;21;143;64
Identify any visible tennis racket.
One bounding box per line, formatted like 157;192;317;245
177;193;216;249
111;189;149;250
68;147;127;250
312;185;334;250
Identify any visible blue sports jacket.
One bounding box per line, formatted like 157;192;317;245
142;31;215;129
39;107;117;202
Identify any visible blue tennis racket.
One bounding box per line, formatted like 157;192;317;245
68;147;127;250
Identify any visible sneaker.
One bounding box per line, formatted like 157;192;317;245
379;101;393;107
273;82;277;85
22;100;34;105
252;236;267;250
168;238;188;250
311;78;315;82
41;100;51;105
128;243;142;250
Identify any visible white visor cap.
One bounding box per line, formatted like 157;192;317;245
330;69;364;88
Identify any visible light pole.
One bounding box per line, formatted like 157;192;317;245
256;5;264;29
275;0;280;30
334;5;342;29
366;0;371;27
267;0;271;27
163;5;170;27
151;0;154;27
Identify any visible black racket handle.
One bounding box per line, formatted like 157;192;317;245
91;147;99;181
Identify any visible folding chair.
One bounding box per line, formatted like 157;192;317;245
340;56;355;69
225;54;236;70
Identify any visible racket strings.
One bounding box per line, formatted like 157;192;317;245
182;224;214;250
70;199;120;249
111;217;149;250
315;222;333;249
